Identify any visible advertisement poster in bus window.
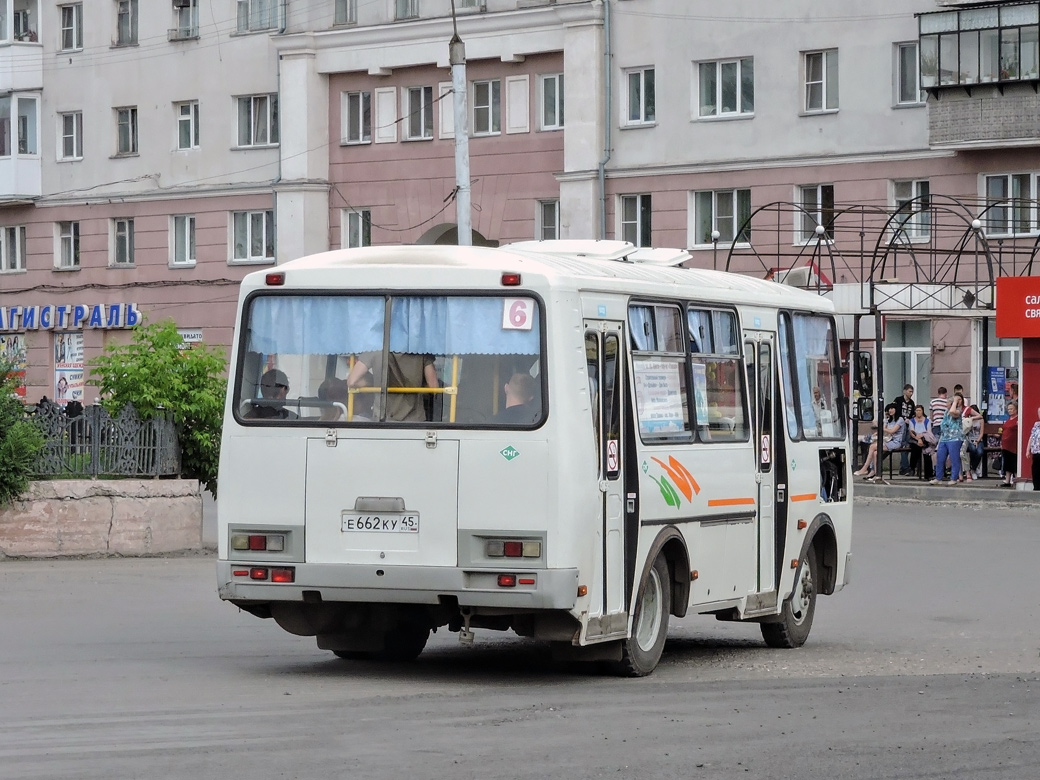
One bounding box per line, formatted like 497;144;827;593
634;359;685;435
1;334;27;397
690;362;709;422
54;331;85;407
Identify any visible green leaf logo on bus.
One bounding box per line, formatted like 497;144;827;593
644;456;700;509
500;446;521;461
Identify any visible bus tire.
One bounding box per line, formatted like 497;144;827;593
615;553;671;677
332;650;371;660
375;622;430;662
761;546;817;649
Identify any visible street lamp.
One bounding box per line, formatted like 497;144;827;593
711;229;721;270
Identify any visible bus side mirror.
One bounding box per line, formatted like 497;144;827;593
855;352;874;396
857;396;875;422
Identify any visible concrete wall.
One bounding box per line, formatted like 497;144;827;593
0;480;203;559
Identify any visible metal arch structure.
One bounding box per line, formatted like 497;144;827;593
705;195;1037;459
867;193;999;317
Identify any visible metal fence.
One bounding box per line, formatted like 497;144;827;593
32;403;181;478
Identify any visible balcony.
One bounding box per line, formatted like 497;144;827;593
918;2;1040;148
0;157;42;204
168;26;199;41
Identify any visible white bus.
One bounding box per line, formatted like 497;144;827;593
216;240;852;675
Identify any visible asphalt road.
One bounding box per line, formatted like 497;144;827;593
1;500;1037;779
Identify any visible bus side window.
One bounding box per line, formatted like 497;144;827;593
586;332;600;464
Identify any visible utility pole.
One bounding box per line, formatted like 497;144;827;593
449;1;472;246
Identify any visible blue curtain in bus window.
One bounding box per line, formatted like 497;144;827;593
712;310;739;355
246;296;385;355
687;309;712;354
629;306;652;350
389;297;540;355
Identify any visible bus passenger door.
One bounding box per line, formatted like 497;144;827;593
745;334;776;596
585;323;626;620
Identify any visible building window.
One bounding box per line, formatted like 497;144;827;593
112;218;134;266
920;5;1040;89
233;210;275;262
692;189;751;246
176;101;200;150
984;173;1037;236
798;184;835;241
172;215;196;266
472;79;501;135
236;0;280;32
804;49;838;112
60;3;83;50
58;221;80;268
405;86;434;140
342;91;371;144
395;0;418;20
237;94;278;147
344;209;371;248
540;73;564;130
334;0;356;24
698;58;754;117
893;180;931;240
0;95;40;156
116;106;138;155
171;0;199;40
116;0;138;46
896;42;921;104
1;95;40;156
625;67;656;124
537;200;560;240
620;194;652;247
59;111;83;160
10;0;39;41
1;226;27;272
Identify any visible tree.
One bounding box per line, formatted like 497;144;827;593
89;320;226;497
0;361;44;507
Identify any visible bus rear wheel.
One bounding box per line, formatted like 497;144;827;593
374;622;430;662
615;553;671;677
761;546;817;648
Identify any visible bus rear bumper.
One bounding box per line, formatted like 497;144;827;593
217;561;579;611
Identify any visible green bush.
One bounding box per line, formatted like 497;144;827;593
89;320;227;498
0;361;45;507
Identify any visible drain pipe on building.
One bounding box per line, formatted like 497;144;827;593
597;0;613;240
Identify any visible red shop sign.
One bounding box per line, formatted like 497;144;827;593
996;276;1040;338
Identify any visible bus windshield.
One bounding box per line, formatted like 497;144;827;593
234;293;544;427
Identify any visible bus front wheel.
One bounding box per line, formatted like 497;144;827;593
761;546;817;648
616;553;671;677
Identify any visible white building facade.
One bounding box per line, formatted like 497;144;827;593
0;0;1031;408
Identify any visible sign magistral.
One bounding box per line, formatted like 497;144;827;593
996;277;1040;338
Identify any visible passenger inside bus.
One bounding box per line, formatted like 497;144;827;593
491;372;540;424
244;369;298;420
347;351;438;422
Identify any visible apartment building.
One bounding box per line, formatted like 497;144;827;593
0;0;1033;407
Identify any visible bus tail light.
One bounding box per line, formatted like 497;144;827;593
485;539;541;558
271;568;295;583
250;568;269;580
497;574;517;587
231;533;285;552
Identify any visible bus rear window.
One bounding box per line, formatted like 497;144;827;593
235;294;544;427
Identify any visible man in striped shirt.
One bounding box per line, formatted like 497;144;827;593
929;386;949;439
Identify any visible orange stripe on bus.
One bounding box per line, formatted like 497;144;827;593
790;493;818;502
707;497;756;507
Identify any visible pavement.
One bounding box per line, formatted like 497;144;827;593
853;471;1040;503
